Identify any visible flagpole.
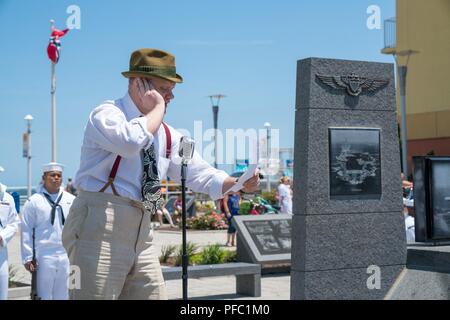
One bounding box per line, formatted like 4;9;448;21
51;62;57;162
50;19;57;162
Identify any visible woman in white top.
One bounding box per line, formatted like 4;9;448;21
277;176;293;215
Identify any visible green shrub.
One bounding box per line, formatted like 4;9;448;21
195;201;203;211
169;244;237;266
260;190;278;204
187;212;228;230
205;200;216;209
223;250;237;263
195;200;217;214
159;244;177;263
199;244;227;265
239;200;252;215
189;253;202;266
175;241;199;266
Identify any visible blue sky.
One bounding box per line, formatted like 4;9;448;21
0;0;395;186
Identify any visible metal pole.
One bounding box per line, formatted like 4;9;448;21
51;62;57;162
398;65;408;177
49;19;57;162
266;126;271;192
27;120;32;199
212;105;219;169
181;163;188;300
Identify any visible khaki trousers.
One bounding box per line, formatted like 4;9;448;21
62;191;167;300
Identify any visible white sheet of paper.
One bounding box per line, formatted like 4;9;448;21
225;164;258;194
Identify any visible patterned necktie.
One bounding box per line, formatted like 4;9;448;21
142;143;163;214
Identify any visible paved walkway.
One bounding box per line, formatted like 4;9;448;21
165;274;290;300
7;227;290;300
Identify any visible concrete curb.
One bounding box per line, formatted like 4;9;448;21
8;286;30;300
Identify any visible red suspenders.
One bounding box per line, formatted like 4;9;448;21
163;122;172;159
99;122;172;196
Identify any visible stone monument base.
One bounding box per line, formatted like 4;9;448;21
386;245;450;300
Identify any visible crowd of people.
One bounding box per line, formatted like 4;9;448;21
220;175;294;247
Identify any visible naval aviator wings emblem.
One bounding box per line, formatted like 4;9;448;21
316;73;389;97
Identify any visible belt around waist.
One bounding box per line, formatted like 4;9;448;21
77;190;145;210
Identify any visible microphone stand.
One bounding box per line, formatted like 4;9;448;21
181;160;188;300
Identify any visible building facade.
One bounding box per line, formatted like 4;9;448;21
382;0;450;176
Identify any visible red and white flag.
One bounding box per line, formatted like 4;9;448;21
47;27;69;64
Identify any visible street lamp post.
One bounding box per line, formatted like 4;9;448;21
394;49;419;177
264;122;271;192
382;19;419;177
394;50;418;177
398;65;408;177
24;115;34;199
208;94;226;169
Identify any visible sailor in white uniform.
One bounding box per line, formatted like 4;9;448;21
20;163;75;300
403;191;415;243
0;166;20;300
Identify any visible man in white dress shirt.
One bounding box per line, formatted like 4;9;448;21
0;166;20;300
62;48;260;300
21;162;75;300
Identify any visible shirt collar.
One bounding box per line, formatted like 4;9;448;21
42;186;63;197
120;93;142;120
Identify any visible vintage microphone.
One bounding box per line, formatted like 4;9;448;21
178;136;195;300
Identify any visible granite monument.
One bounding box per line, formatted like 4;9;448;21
291;58;407;299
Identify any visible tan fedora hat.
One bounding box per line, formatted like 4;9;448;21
122;48;183;83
